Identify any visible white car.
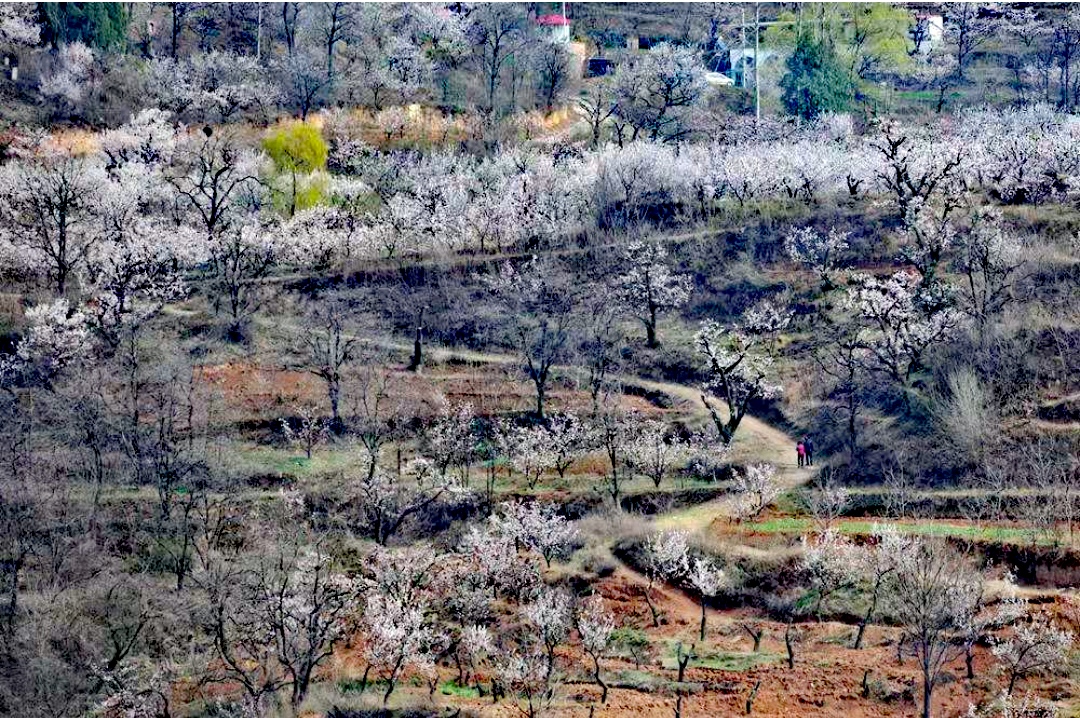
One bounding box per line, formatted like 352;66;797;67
704;71;735;87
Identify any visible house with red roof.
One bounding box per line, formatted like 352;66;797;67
536;12;571;44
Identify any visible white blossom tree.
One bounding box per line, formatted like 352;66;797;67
576;594;615;703
618;239;693;347
2;298;92;385
640;530;690;626
871;120;966;221
354;459;460;546
39;42;98;115
545;413;592;480
622;417;696;489
802;480;850;532
362;545;446;704
496;421;554;489
993;604;1074;695
494;641;555;718
423;400;477;482
687;555;725;640
522;586;573;678
280;405;329;460
612;43;707;143
732;463;783;520
852;523;911;649
696;298;791;444
496;501;578;567
0;4;40;48
845;270;965;396
800;529;859;619
785;226;850;290
0;152;109;295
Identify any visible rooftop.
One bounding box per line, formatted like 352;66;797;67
536;14;570;27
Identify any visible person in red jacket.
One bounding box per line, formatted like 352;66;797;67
796;440;806;468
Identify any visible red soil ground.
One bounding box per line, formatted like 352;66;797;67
323;566;1073;718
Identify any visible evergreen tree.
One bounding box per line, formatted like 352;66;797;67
780;33;855;120
39;2;129;51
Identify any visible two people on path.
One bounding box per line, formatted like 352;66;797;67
797;436;814;468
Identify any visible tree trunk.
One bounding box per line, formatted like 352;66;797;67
592;653;608;703
853;585;877;649
328;381;341;429
699;600;707;641
408;308;424;372
534;380;545;420
745;680;761;715
645;308;658;348
643;585;661;627
922;667;933;718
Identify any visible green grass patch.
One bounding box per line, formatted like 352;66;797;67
743;517;1045;545
230;442;370;479
439;680;480;698
338;677;388;694
610;668;694;694
661;641;783;672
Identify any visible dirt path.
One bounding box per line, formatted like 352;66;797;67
629;376;813;535
367;335;816;536
266;323;815;535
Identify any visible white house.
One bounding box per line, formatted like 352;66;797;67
728;48;778;88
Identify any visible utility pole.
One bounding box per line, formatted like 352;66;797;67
740;7;747;88
256;3;263;62
755;2;761;125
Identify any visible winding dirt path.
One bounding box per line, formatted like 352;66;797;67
358;335;816;535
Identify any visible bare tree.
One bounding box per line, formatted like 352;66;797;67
533;42;571;112
168;130;262;241
472;4;527;116
952;207;1027;339
484;258;577;420
944;3;998;80
277;50;331;119
577;83;617;149
298;295;357;430
885;538;984;718
201;494;358;712
280;1;302;56
813;319;866;462
206;223;276;339
317;2;353;81
576;290;623;411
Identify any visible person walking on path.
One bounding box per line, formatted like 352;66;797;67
804;436;814;467
796;440;806;468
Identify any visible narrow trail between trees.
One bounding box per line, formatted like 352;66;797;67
351;334;815;536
